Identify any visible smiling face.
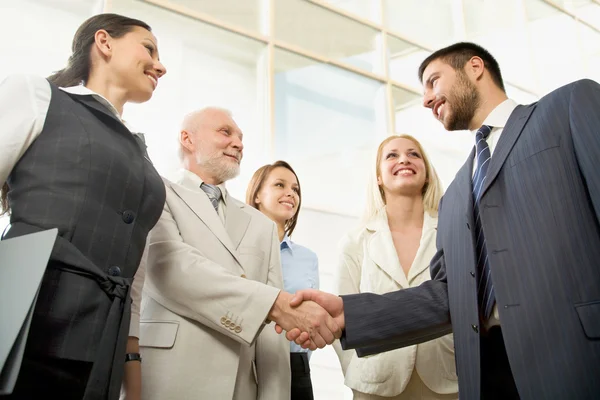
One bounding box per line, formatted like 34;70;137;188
421;58;480;131
377;137;427;199
107;26;167;103
182;108;244;184
255;166;300;226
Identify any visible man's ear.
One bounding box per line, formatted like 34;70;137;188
466;56;485;81
180;130;195;154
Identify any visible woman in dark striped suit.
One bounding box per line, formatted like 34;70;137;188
0;13;167;400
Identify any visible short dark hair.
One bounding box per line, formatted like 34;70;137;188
418;42;505;92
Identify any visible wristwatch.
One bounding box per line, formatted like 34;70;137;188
125;352;142;363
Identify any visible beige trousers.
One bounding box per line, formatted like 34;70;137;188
352;372;458;400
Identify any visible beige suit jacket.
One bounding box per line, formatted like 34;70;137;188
333;210;458;397
130;173;290;400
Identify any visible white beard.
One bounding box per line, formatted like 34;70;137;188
195;153;240;182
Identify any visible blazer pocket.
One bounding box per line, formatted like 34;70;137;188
139;320;180;348
510;136;561;167
575;300;600;339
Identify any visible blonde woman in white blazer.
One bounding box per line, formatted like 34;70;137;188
334;134;458;400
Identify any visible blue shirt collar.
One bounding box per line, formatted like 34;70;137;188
280;234;294;253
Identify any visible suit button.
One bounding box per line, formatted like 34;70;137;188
122;210;135;224
220;317;227;325
235;326;242;333
471;324;479;333
470;271;475;277
108;266;121;276
240;274;247;278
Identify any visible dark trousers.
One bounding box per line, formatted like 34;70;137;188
480;326;520;400
290;352;314;400
3;355;92;400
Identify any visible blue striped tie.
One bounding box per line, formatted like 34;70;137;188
473;125;495;319
200;183;221;212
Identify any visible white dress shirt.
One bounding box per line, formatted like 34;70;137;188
472;98;518;172
0;74;139;188
471;98;519;328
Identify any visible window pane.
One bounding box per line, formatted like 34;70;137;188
463;0;536;93
0;0;101;80
506;84;539;105
525;0;584;94
578;22;600;83
319;0;382;24
274;47;387;216
145;0;266;35
275;0;384;75
392;85;421;112
383;0;457;48
112;0;268;198
551;0;600;28
387;35;430;90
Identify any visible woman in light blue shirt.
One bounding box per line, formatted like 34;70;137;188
246;160;318;400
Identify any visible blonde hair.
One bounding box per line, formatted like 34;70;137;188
362;134;443;224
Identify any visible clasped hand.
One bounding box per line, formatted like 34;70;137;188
270;289;345;350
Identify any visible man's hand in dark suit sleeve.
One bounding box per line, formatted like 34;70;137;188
268;290;342;350
274;289;345;349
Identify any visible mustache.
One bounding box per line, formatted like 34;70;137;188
224;151;242;162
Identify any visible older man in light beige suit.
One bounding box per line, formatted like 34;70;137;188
124;107;340;400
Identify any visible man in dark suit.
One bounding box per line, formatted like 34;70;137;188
283;42;600;399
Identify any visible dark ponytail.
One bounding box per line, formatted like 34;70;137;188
1;14;152;216
0;183;8;216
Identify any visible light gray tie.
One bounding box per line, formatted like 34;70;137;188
200;183;222;213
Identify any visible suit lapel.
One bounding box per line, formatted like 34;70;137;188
480;104;536;199
69;94;124;125
169;181;245;269
225;199;251;250
366;214;409;288
406;212;438;283
456;148;476;231
67;93;132;137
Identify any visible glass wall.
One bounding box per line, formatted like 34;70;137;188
1;0;599;398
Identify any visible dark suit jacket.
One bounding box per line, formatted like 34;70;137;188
341;79;600;400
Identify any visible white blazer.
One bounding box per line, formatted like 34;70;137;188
130;174;290;400
334;210;458;397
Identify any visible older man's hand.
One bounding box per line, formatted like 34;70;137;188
268;291;342;350
273;289;345;349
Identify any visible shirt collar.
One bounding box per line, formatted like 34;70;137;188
474;98;519;133
179;169;228;205
59;85;137;133
280;234;293;253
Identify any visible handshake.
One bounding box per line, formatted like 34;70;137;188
267;289;345;350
